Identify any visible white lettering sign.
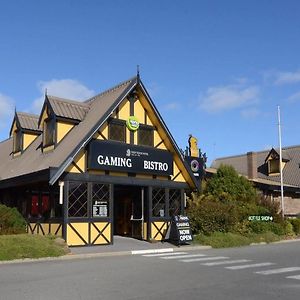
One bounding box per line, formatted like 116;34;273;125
97;155;132;168
143;160;168;171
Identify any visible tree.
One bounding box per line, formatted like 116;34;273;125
205;165;257;203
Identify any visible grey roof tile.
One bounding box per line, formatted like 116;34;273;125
47;96;90;121
211;145;300;188
17;112;41;132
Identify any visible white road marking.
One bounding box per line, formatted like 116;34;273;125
180;256;229;263
132;248;174;255
202;259;252;266
226;262;275;270
286;275;300;280
143;252;187;257
255;267;300;275
161;254;207;260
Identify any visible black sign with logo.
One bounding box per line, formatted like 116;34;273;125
88;140;173;176
165;215;193;245
185;156;204;181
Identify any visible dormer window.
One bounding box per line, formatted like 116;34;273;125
13;129;22;154
268;159;280;174
10;112;41;157
43;117;56;147
265;148;290;176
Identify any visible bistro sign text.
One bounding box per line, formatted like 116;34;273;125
88;140;173;176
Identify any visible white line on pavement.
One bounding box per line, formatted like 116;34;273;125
161;254;207;260
286;275;300;280
255;267;300;275
180;256;229;263
143;252;188;257
131;248;174;255
202;259;252;266
226;262;275;270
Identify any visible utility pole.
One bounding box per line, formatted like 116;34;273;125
278;106;285;218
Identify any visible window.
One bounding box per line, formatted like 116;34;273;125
13;129;22;153
138;126;154;147
44;118;56;146
91;183;109;217
169;189;181;216
109;120;125;142
68;182;88;217
268;159;280;174
152;188;165;217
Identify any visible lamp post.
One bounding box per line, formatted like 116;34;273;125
278;106;285;218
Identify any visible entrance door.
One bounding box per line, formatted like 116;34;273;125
114;185;145;240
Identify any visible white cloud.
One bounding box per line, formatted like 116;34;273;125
265;70;300;85
199;84;259;113
0;93;14;129
32;79;95;113
162;102;181;111
287;91;300;102
240;108;261;119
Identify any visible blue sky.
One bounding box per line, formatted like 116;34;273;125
1;0;300;164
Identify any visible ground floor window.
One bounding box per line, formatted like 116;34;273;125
169;189;181;216
67;181;111;218
68;182;88;217
152;188;166;217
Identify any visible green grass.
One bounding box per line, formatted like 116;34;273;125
0;234;69;261
193;231;281;248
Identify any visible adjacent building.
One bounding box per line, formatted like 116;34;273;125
209;146;300;217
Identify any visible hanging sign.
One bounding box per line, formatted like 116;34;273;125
88;140;173;176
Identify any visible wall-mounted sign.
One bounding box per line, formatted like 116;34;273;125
93;201;108;217
185;156;204;181
88;140;173;176
248;215;273;222
126;116;139;131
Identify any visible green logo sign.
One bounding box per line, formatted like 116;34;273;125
126;116;139;131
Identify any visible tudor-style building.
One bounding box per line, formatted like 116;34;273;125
0;75;204;246
208;146;300;217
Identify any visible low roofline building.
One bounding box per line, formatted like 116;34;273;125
208;146;300;217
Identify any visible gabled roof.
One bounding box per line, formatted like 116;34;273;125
0;75;198;190
9;112;41;136
47;95;90;121
265;147;290;162
211;145;300;188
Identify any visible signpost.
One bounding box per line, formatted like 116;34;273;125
165;215;193;245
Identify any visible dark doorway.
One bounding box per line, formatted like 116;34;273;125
113;185;147;240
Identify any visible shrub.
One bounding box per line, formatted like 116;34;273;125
289;219;300;235
187;196;240;234
0;204;26;235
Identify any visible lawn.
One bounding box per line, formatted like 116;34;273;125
0;234;69;261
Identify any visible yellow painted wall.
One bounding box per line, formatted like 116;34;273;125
23;133;38;149
118;100;130;120
10;120;17;137
95;122;108;140
27;223;62;237
40;106;49;126
172;161;186;182
134;100;145;121
67;150;86;173
90;222;111;244
67;223;89;246
57;122;74;143
154;131;167;150
151;222;169;241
